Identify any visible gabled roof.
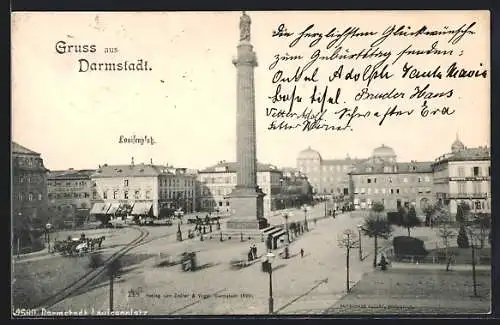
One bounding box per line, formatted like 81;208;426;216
199;161;282;173
12;142;40;156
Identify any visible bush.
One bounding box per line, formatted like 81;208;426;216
393;236;428;259
457;225;470;248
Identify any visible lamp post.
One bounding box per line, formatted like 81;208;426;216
283;212;291;258
467;227;478;297
357;224;363;261
302;205;310;231
324;195;328;218
266;252;275;314
45;222;53;253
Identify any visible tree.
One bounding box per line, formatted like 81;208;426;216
457;224;470;248
338;229;359;293
361;202;393;268
472;213;490;249
436;215;456;271
455;202;470;224
422;204;436;227
401;206;420;237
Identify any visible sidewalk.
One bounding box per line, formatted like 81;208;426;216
391;262;491;271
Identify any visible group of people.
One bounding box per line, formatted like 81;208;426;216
247;244;258;261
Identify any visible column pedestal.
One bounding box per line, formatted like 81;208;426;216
226;186;267;230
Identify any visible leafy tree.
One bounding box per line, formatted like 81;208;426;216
457;224;470;248
472;213;490;248
402;206;420;237
361;202;393;268
456;202;470;224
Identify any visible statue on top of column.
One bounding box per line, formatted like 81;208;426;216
239;11;251;42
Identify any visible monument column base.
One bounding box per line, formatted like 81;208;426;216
225;186;268;230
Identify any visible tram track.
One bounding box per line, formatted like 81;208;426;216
36;226;151;309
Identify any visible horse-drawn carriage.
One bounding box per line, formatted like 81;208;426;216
53;234;106;257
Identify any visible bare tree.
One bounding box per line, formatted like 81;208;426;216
435;208;456;271
338;229;359;293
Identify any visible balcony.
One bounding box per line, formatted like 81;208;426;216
448;192;489;199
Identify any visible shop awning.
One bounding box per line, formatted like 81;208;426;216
90;203;110;215
270;229;286;239
107;203;121;215
131;202;152;215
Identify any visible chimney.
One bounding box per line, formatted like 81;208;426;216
131;157;135;166
150;158;153;165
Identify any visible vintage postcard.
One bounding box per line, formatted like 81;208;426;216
11;11;490;316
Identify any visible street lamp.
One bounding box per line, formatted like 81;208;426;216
282;212;292;258
302;205;310;232
357;224;363;261
17;212;22;258
45;222;53;253
467;227;478;297
266;252;276;314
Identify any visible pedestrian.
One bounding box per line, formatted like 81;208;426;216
300;248;304;258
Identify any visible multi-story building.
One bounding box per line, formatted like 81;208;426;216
348;145;434;213
47;169;95;226
432;136;491;218
279;167;313;209
197;161;283;216
12;142;49;243
90;160;197;221
296;147;363;198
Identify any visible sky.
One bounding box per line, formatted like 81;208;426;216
12;11;490;171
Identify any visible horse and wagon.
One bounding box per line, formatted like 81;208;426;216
53;233;106;257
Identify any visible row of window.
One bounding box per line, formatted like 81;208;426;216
49;192;90;199
456;182;489;194
100;190;151;200
456;166;490;177
16;192;43;201
48;180;89;187
354;187;432;195
15;157;43;168
17;175;43;184
159;190;194;199
299;165;350;173
359;175;432;184
158;178;195;187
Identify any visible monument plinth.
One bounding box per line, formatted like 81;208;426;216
226;12;268;231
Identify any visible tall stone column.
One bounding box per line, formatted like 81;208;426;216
226;12;266;230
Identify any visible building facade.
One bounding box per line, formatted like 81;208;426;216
348;145;434;213
12;142;49;236
47;169;95;226
432;137;491;218
296;147;363;198
197;161;283;216
90;161;196;221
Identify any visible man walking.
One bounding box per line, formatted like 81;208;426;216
300;248;304;258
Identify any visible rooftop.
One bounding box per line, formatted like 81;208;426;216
434;146;490;164
92;164;194;178
48;169;96;180
199;161;281;173
350;159;433;175
12;142;40;156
